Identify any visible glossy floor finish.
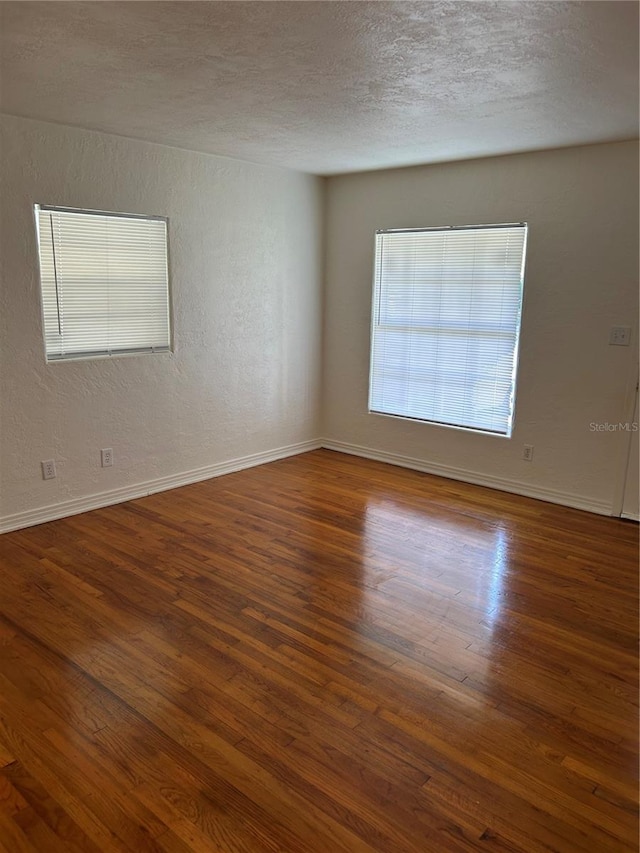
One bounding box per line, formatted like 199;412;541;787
0;449;637;852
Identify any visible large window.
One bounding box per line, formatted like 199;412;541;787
369;223;527;436
35;205;171;361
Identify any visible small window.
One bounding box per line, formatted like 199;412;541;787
35;205;171;361
369;223;527;436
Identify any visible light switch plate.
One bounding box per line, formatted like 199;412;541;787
609;326;632;346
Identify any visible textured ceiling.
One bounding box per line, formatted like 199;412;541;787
0;1;638;175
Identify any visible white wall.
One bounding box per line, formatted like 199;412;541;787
323;142;639;514
0;116;323;528
622;390;639;521
1;121;637;529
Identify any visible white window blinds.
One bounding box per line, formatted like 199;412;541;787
35;205;171;361
369;223;527;436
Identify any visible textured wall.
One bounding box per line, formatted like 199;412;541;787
323;142;639;512
0;115;323;520
1;119;637;526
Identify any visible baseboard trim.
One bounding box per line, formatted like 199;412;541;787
321;439;614;517
0;439;322;534
621;511;639;522
2;437;619;532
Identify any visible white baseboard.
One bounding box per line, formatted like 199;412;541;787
1;436;620;533
0;439;322;534
321;439;614;517
621;511;639;522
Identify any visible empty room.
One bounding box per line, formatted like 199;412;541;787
0;2;638;851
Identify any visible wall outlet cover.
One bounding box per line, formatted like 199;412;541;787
42;459;56;479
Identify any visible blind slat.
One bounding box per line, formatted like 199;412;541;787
36;206;171;360
369;224;527;436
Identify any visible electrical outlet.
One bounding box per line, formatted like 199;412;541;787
609;326;631;346
523;444;534;461
101;448;114;468
42;459;56;480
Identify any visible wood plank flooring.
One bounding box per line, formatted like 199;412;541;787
0;449;637;852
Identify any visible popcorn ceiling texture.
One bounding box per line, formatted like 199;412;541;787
0;1;637;174
0;115;323;519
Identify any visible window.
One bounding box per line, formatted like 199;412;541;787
35;205;171;361
369;223;527;436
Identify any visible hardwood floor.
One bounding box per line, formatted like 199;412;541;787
0;449;637;852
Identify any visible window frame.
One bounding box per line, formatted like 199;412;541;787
368;222;528;438
34;204;173;363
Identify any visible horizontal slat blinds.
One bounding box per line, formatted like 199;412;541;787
369;224;527;436
36;206;171;361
